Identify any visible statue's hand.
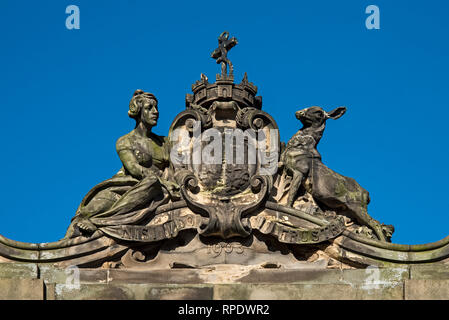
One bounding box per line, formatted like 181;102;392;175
159;178;181;199
165;180;180;192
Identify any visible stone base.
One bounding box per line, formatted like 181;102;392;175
1;263;449;300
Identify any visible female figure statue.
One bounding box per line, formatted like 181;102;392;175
65;90;177;238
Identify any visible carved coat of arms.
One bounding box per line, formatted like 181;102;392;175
0;32;397;270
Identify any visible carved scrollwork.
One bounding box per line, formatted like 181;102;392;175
169;107;212;136
236;107;278;132
179;172;272;239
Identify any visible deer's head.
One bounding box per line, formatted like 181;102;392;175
295;106;347;128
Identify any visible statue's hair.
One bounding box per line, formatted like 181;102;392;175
128;89;158;119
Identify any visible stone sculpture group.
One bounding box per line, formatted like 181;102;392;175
61;31;393;268
2;32;448;271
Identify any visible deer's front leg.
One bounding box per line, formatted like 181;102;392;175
287;170;304;207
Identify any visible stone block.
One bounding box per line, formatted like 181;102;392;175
238;268;344;284
107;269;203;284
410;264;449;280
143;285;213;300
51;283;213;300
0;279;44;300
108;268;344;285
45;283;56;300
0;263;38;279
237;267;409;286
213;283;403;300
342;267;409;284
39;265;108;285
51;283;134;300
405;279;449;300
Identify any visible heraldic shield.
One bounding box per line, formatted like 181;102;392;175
168;72;280;239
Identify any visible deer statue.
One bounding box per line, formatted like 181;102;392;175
280;106;393;242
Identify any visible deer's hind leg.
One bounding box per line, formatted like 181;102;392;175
346;202;386;242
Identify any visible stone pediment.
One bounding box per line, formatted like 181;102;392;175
1;32;449;301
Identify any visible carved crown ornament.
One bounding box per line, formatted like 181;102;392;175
1;31;449;271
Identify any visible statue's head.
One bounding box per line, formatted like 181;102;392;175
129;90;159;127
295;106;346;127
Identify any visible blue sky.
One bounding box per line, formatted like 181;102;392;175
0;0;448;244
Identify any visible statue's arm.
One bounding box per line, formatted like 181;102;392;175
117;149;148;180
116;136;151;180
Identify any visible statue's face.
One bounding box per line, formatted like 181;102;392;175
141;98;159;127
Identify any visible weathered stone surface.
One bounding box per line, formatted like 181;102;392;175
341;267;409;284
0;263;38;279
39;265;108;284
0;266;437;300
213;283;403;300
238;268;344;284
50;283;134;300
45;283;56;300
410;264;449;280
50;283;213;300
107;266;344;285
237;267;409;285
405;279;449;300
107;269;203;284
0;279;44;300
42;279;407;300
143;285;213;300
106;267;410;285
